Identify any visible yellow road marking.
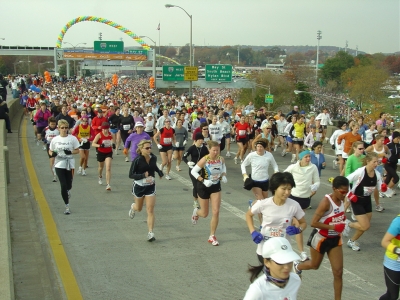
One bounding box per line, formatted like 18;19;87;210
21;119;82;299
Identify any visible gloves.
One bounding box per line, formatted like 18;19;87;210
157;144;163;149
123;148;128;155
310;183;319;192
221;176;227;183
381;183;388;193
183;140;187;146
333;223;345;233
99;143;105;148
286;226;301;236
347;191;358;203
64;149;72;155
251;231;263;244
175;142;180;147
187;161;195;168
382;157;388;164
81;138;87;143
50;151;57;158
337;145;342;150
112;144;116;149
203;179;213;187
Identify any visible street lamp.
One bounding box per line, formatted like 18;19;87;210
38;61;53;75
165;3;193;97
13;60;30;75
139;36;157;87
316;30;322;82
63;42;87;76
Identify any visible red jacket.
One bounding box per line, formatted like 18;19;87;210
91;116;108;136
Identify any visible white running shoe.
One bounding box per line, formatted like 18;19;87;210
36;140;40;146
147;232;155;242
300;251;309;262
384;188;394;198
234;157;238;164
64;205;70;215
379;191;385;198
347;239;360;251
274;144;278;152
375;205;385;212
351;211;356;221
193;200;200;209
82;169;86;176
52;176;57;182
208;235;219;246
98;177;103;185
125;157;129;162
343;219;351;237
176;165;182;171
281;150;286;157
332;159;338;169
114;150;118;155
165;174;171;180
43;145;47;151
129;203;135;219
226;152;231;157
78;166;82;174
106;184;111;191
192;207;199;225
291;154;296;163
159;163;164;171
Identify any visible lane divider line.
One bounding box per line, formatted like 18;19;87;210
21;119;83;300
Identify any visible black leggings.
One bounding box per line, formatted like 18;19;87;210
384;164;399;185
55;168;73;205
380;266;400;300
189;170;198;198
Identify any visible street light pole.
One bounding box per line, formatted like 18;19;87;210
139;36;157;88
63;42;87;76
316;30;322;83
165;4;193;97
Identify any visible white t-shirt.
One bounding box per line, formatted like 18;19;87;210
243;273;301;300
49;135;80;170
145;119;155;132
241;152;279;181
251;197;304;256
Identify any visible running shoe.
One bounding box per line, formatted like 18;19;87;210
118;147;121;150
106;184;111;191
292;261;302;277
346;207;351;213
147;232;155;242
98;177;103;185
165;174;171;180
347;239;360;251
78;166;82;174
36;140;40;146
208;235;219;246
193;200;200;209
300;252;309;262
351;211;356;221
226;152;231;157
384;188;394;198
176;166;182;171
379;192;385;198
191;207;199;225
67;190;71;200
234;157;238;164
159;163;164;171
82;169;86;176
291;154;296;163
43;145;47;151
274;144;278;152
114;150;118;155
125;157;129;162
240;159;243;164
129;203;135;219
343;219;351;237
52;176;57;182
281;149;286;157
375;205;385;212
64;205;70;215
332;159;338;169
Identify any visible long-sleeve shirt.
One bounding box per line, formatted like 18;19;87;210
34;109;52;128
337;132;362;154
241;151;279;181
284;162;320;198
315;113;333;126
173;127;188;147
125;132;151;161
208;123;224;142
182;144;209;165
129;154;163;184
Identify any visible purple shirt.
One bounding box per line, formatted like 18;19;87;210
124;132;151;160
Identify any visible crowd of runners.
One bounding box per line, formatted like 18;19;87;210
9;73;400;299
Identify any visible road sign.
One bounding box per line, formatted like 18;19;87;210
205;64;232;82
162;65;184;81
63;50;147;61
184;66;198;81
94;41;124;52
128;49;148;56
265;94;274;103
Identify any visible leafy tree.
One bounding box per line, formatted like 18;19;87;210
294;82;313;109
321;51;354;85
59;64;66;76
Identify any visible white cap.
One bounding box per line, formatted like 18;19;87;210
134;121;144;127
262;237;300;263
147;113;153;117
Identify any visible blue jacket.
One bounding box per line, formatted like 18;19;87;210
310;151;326;177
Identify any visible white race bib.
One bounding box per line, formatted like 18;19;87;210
163;137;172;145
103;139;112;147
123;124;130;130
239;130;246;136
264;226;285;240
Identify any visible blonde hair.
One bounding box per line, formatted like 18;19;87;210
136;139;152;155
207;140;219;149
348;141;364;156
362;152;378;166
57;119;69;128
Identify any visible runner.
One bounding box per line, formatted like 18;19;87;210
182;133;209;209
144;113;155;137
119;107;135;162
190;140;228;246
128;139;164;242
337;123;362;164
310;141;326;177
108;106;121;155
124;122;151;162
253;123;273;152
92;122;114;191
282;115;297;159
275;114;288;152
44;117;60;182
382;131;400;198
71;116;94;176
330;122;348;175
173;119;188;171
290;115;306;163
295;176;350;300
234;115;250;164
315;108;333;141
48;119;80;214
154;118;176;180
34;102;51;148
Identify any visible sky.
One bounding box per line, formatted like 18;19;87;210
2;0;399;54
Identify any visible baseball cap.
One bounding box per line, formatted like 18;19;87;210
101;122;110;129
134;122;144;127
147;113;153;117
97;108;103;113
262;237;300;263
392;131;400;140
194;133;204;141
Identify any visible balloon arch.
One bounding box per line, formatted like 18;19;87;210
56;16;151;50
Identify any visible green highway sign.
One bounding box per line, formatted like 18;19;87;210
205;64;232;82
128;49;148;56
265;94;274;103
94;41;124;53
162;65;185;81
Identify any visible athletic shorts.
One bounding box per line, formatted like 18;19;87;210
159;145;173;152
351;197;372;215
110;128;118;134
225;133;231;139
79;141;91;150
145;131;154;137
196;181;221;199
290;194;311;210
248;132;255;139
37;126;46;134
307;228;342;254
292;140;304;146
237;137;248;144
173;146;185;151
97;151;113;162
132;181;156;198
286;136;293;143
252;179;269;191
27;107;35;112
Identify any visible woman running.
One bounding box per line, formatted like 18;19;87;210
128;139;164;242
290;115;306;163
182;133;209;209
154;118;176;180
34;101;52;148
71;115;95;176
48;119;80;214
296;176;350;300
44;117;60;182
337;123;362;167
191;140;228;246
382;131;400;198
173;119;188;171
108;106;121;155
310;141;326;177
234;115;250;164
119;107;135;162
253;123;273;152
330;122;348;174
282;115;297;159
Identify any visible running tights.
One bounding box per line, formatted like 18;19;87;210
55;168;73;205
384;164;399;185
380;266;400;300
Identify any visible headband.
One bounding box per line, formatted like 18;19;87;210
255;140;267;148
298;150;311;160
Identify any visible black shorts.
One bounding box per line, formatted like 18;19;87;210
307;229;342;254
196;181;221;199
79;141;91;150
37;126;46;134
97;151;113;162
27;107;35;112
145;131;154;137
322;125;327;129
252;180;269;191
173;146;185;151
351;197;372;215
248;133;255;139
132;182;156;198
237;137;248;144
292;140;304;146
290;194;310;210
159;145;173;152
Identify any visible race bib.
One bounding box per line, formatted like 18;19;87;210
211;174;220;181
142;176;155;186
123;124;130;130
238;130;246;136
363;186;375;197
163;137;172;145
103;139;112;147
264;226;285;240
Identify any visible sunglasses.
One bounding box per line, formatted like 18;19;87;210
202;128;208;130
144;147;151;150
336;189;348;195
60;127;69;129
357;148;364;150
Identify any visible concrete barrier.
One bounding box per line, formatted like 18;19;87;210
0;98;20;300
